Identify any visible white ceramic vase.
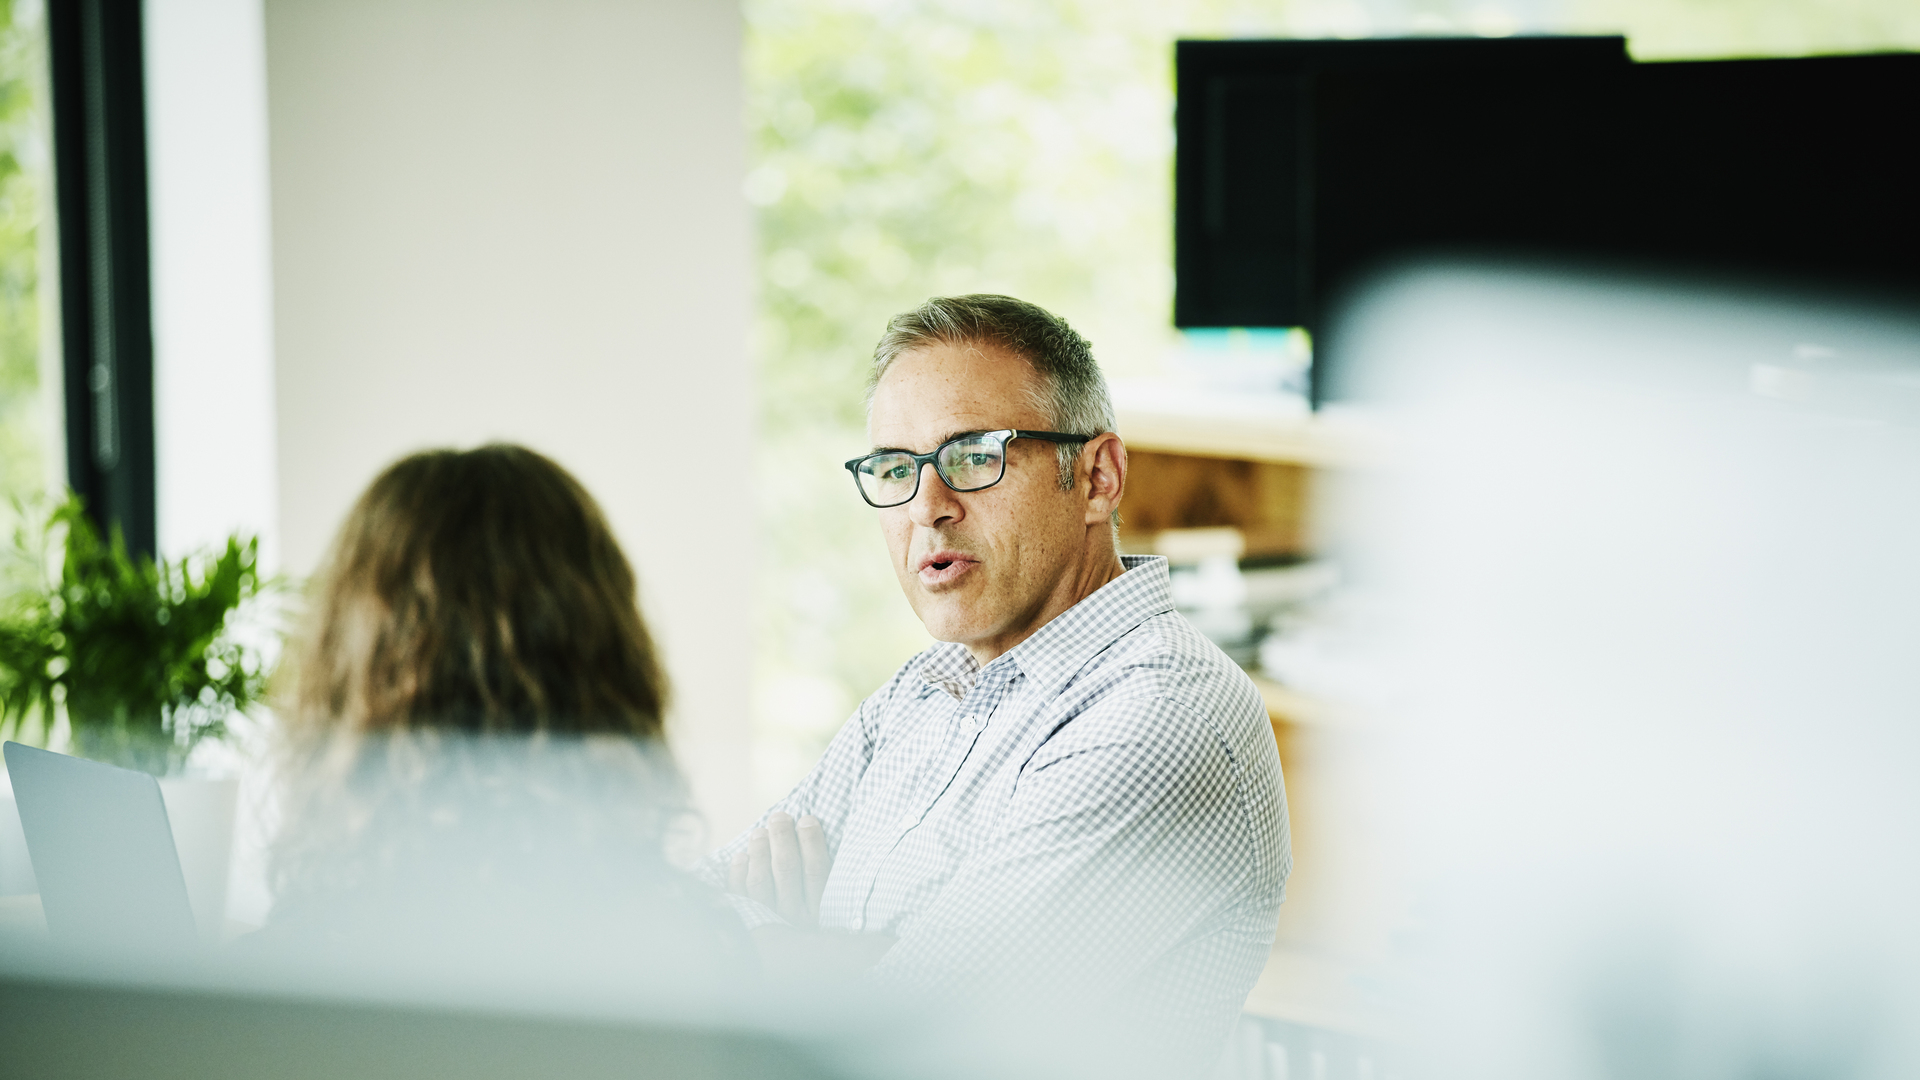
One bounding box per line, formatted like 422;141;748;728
157;776;240;942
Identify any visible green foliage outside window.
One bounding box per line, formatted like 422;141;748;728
0;0;46;507
745;0;1920;801
1565;0;1920;59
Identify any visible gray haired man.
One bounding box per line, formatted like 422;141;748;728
703;294;1290;1062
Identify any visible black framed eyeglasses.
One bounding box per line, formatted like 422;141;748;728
843;429;1094;508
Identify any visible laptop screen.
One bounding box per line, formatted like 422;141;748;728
4;742;197;951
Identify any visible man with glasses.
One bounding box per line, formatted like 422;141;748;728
702;295;1289;1063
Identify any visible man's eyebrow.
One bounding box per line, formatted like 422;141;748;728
869;428;996;453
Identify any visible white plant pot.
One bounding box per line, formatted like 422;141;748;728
157;776;239;942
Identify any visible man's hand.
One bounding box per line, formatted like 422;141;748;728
728;811;830;927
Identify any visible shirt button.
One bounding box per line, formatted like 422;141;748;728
851;917;864;930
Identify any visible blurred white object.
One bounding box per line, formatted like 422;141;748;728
1327;262;1920;1078
1242;559;1340;618
1162;530;1255;649
1256;596;1393;709
1173;556;1255;647
158;776;239;941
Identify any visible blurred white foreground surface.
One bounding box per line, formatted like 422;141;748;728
0;734;1162;1080
1331;265;1920;1079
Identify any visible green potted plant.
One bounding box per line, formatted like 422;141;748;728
0;494;273;776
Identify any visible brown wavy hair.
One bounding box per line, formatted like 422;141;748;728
268;445;679;908
283;444;668;740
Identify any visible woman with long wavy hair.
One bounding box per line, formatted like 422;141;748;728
263;444;746;988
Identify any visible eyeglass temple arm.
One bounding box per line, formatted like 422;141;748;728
1010;429;1099;443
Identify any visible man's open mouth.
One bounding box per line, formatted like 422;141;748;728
917;551;978;585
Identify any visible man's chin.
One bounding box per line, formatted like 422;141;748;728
914;600;988;649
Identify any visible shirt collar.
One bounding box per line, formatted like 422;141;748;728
918;555;1174;700
919;644;981;701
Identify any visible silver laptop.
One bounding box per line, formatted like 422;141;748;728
3;741;198;951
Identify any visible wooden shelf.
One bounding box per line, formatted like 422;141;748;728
1115;404;1376;469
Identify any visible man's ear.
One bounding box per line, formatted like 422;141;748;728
1082;434;1127;525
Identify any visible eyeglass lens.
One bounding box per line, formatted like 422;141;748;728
856;435;1007;506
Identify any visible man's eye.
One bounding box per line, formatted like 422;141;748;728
964;453;994;467
867;458;914;481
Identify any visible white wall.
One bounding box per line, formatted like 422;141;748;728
146;0;279;567
263;0;755;836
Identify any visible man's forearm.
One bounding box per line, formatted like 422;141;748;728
750;925;897;983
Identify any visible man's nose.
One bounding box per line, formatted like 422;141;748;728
906;461;963;527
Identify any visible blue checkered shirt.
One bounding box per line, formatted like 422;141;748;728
702;555;1290;1056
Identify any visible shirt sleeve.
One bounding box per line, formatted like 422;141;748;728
869;693;1273;1002
688;665;903;913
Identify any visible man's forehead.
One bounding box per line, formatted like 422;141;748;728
868;340;1046;444
886;338;1033;384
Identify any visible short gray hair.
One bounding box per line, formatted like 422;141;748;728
868;294;1116;490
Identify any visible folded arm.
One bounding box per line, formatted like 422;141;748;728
692;683;884;903
694;677;901;973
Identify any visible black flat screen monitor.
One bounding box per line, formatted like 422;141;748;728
1174;40;1920;406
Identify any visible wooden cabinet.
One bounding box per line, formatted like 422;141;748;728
1119;452;1313;561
